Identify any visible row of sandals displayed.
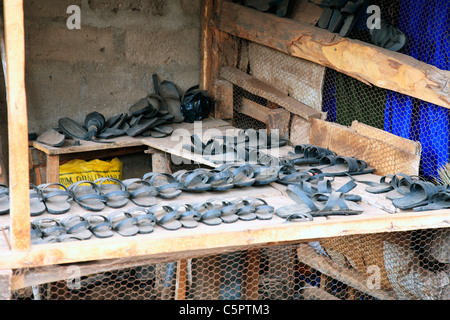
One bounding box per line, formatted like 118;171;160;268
2;142;449;244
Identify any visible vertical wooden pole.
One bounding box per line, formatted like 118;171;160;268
175;259;188;300
200;0;213;92
4;0;30;251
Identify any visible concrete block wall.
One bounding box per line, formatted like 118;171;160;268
23;0;201;134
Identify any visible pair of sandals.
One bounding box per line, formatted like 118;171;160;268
276;183;363;223
149;197;274;230
183;131;289;164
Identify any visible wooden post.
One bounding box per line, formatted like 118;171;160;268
4;0;30;251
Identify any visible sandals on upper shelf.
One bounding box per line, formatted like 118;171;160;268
143;172;182;199
94;177;130;209
122;178;158;207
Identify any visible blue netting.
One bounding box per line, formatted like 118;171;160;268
323;0;450;180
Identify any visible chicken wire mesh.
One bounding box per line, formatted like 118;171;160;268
11;228;450;300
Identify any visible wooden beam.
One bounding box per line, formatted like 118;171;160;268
218;2;450;110
4;0;30;251
213;79;234;120
200;0;213;91
221;66;323;120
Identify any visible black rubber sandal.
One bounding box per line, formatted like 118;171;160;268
69;181;106;212
107;211;139;237
83;213;114;238
39;183;72;215
95;177;130;209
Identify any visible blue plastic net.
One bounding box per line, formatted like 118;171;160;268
322;0;450;181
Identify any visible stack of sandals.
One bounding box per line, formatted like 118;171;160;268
29;197;275;244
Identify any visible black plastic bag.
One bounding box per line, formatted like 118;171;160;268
180;85;215;123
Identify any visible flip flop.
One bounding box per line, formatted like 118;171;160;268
39;183;72;215
83;213;114;238
149;204;182;231
122;178;158;207
107;211;139;237
126;207;157;234
0;185;9;215
392;181;447;210
125;116;160;137
37;128;65;147
159;80;184;123
143;172;182;199
68;180;106;212
61;215;93;240
94;177;130;209
29;184;46;217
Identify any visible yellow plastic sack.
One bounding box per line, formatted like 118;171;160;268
59;158;123;187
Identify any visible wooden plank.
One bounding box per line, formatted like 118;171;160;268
309;119;421;177
218;2;450;110
4;0;30;252
220;66;323;120
297;244;396;300
175;259;188;300
45;155;60;184
200;0;213;91
213;79;234;119
0;270;12;300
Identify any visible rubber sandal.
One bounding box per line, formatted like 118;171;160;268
37;128;65;147
338;0;369;37
216;164;256;188
413;189;450;212
94;177;130;209
327;0;348;32
83;213;114;238
39;183;72;215
58;117;88;141
143;172;182;199
159;80;184;123
297;178;361;202
30;223;44;245
126;207;157;234
146;125;174;138
173;169;211;192
193;202;222;226
171;204;201;228
277;163;313;185
231;199;257;221
358;174;397;194
275;205;314;223
61;215;93;240
207;199;239;224
252;164;279;186
122;178;158;207
286;184;363;217
385;173;421;200
315;156;374;177
247;198;274;220
392;181;447;210
292;146;337;166
0;184;9;215
125;116;160;137
30;184;46;217
206;169;234;191
68;181;106;212
149;204;182;230
33;217;67;239
317;0;335;29
107;211;139;237
370;19;407;52
129;97;153;117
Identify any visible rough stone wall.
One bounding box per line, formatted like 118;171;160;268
23;0;201;134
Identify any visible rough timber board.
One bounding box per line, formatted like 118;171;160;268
309;119;421;177
248;42;325;112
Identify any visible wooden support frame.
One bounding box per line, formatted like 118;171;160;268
218;2;450;110
4;0;30;252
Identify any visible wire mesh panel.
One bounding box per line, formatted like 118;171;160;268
322;0;450;181
11;229;450;300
